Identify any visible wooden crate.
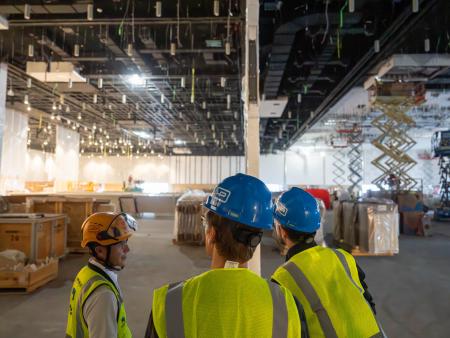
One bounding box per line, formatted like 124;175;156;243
35;221;52;261
27;197;64;214
52;217;67;258
63;199;93;250
0;223;32;257
0;215;66;262
0;259;58;293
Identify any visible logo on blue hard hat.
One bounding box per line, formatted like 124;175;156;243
210;187;231;209
275;200;288;216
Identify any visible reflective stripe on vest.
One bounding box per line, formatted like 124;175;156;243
76;275;106;338
267;281;288;338
166;282;185;338
332;250;385;338
283;262;338;338
164;279;290;338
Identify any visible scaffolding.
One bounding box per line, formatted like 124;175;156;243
371;96;418;191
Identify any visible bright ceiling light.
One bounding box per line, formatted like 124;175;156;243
127;74;145;86
132;131;152;139
174;139;185;146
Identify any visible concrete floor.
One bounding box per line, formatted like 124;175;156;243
1;213;449;338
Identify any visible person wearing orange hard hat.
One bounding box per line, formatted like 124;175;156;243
66;212;137;338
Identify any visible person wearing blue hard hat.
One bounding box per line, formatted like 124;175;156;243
272;187;385;338
146;174;305;338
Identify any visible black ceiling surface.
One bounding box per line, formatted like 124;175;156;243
259;0;450;153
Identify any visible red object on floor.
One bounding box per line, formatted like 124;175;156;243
305;189;331;209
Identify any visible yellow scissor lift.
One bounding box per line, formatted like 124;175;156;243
369;83;423;191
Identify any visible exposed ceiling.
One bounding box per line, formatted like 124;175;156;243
259;0;450;153
0;0;449;157
0;0;245;156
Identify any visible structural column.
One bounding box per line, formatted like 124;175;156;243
244;0;261;274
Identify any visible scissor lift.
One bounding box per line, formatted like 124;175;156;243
370;94;418;191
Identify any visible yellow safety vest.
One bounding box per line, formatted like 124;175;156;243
152;268;301;338
66;265;132;338
272;246;382;338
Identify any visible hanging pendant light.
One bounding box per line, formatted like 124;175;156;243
127;43;133;57
180;76;186;88
98;77;103;89
213;0;220;16
156;1;162;17
28;44;34;57
225;41;231;55
27;78;32;88
170;42;176;56
220;77;226;88
93;94;98;104
24;94;29;105
74;44;80;57
87;3;94;20
226;94;231;110
24;4;31;20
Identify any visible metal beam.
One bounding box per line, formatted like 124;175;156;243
9;17;243;27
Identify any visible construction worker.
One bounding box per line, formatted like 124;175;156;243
146;173;303;338
66;212;137;338
272;187;384;338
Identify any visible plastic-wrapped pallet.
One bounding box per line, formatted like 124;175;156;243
332;201;343;242
342;201;358;248
357;198;399;254
173;190;207;245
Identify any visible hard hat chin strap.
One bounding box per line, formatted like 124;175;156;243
91;244;123;271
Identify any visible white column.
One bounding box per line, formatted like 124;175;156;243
244;0;262;275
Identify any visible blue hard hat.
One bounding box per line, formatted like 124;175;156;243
274;187;321;233
204;173;273;230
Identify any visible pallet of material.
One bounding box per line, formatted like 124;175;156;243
0;259;58;293
332;198;399;256
351;248;395;257
173;191;207;246
335;241;395;257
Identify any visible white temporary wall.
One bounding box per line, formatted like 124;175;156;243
0;108;28;193
24;137;438;193
54;126;79;191
79;155;245;185
25;149;56;182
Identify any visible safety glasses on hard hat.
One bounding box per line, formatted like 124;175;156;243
97;212;138;241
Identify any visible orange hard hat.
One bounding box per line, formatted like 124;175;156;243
81;212;137;248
